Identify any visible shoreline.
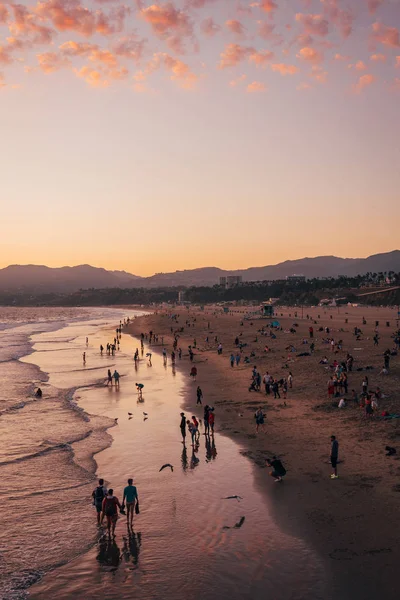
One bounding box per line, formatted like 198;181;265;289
126;306;400;600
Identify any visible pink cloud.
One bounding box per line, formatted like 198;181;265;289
310;64;327;83
0;45;13;65
35;0;129;38
155;52;198;88
260;1;277;15
372;22;400;48
9;4;54;46
257;21;282;44
59;40;96;55
59;40;119;67
247;80;266;93
141;2;193;37
296;46;323;63
348;60;367;70
296;33;313;47
321;0;353;39
37;51;71;73
353;73;375;93
367;0;384;14
249;49;274;67
218;43;253;69
295;13;329;37
226;20;245;36
334;53;350;61
74;63;128;86
200;17;220;37
0;3;9;23
370;53;386;62
112;35;146;62
74;65;109;86
271;63;298;75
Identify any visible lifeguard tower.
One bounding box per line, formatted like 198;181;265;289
261;302;274;318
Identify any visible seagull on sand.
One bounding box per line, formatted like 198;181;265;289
159;464;174;472
221;495;243;501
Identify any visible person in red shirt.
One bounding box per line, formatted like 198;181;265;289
101;489;122;536
208;409;215;435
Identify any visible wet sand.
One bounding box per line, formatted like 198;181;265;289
123;305;400;600
30;327;327;600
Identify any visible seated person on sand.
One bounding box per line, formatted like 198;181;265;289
264;346;271;353
319;356;328;364
379;366;389;375
35;388;42;398
338;398;346;409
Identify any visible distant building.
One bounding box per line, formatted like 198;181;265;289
286;274;306;283
178;290;185;304
227;275;243;286
219;275;242;287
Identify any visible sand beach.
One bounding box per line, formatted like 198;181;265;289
125;304;400;600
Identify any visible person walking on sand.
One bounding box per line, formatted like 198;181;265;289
230;353;235;368
192;415;200;442
272;380;280;399
288;372;293;389
101;489;122;536
107;369;113;386
122;479;138;528
83;352;86;365
113;370;120;388
100;344;104;356
330;435;339;479
255;407;265;433
196;386;203;405
328;377;334;398
187;420;196;446
208;408;215;435
92;478;107;525
204;404;210;435
190;366;197;381
180;412;187;443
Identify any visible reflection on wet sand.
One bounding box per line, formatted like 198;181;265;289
29;329;327;600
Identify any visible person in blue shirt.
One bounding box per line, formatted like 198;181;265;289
122;479;138;527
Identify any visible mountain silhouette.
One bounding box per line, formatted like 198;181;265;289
0;251;398;292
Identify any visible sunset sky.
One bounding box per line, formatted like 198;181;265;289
1;0;399;276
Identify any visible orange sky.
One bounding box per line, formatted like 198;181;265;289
1;0;399;276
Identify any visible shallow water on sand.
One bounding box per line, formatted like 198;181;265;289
29;331;328;600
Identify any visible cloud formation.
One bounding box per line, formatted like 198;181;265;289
0;0;397;94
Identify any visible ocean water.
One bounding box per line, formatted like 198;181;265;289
0;308;328;600
0;307;133;599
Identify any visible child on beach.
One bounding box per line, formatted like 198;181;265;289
101;489;122;536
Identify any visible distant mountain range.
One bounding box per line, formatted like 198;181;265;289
0;251;399;293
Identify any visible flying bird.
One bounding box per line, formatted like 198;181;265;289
143;412;148;416
128;412;133;416
222;516;246;530
221;495;242;501
234;516;245;529
159;464;174;472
